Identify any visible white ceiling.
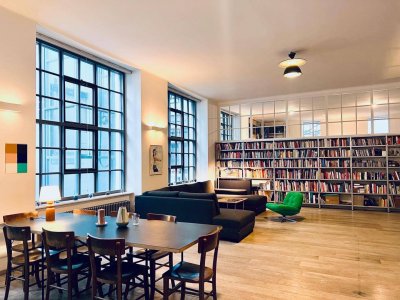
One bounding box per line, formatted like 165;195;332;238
1;0;400;101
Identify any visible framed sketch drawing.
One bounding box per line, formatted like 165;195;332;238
150;145;163;175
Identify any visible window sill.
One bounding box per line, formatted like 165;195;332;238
36;191;134;210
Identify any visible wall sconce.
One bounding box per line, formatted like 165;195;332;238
0;101;21;112
148;125;164;131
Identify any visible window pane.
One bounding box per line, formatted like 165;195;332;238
64;174;79;197
98;88;109;109
65;150;79;169
111;132;122;150
99;131;110;150
98;110;109;128
42;174;59;187
97;66;109;88
97;172;110;192
80;106;94;124
81;150;94;168
177;168;183;183
81;60;94;83
110;92;123;111
66;129;78;148
81;173;94;195
63;54;78;78
65;102;79;123
110;112;122;129
42;125;60;147
110;71;122;92
65;82;78;102
42;44;59;73
80;86;93;105
98;151;109;170
111;171;122;190
42;149;60;173
42;73;60;98
42;98;60;121
81;131;93;149
111;151;122;169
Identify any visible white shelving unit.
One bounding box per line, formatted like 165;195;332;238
215;134;400;212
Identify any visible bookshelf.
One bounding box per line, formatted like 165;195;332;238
215;134;400;212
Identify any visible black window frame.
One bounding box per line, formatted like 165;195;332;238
220;110;233;141
168;91;197;185
36;39;125;201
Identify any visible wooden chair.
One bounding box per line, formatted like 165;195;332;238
3;225;43;300
126;213;177;299
87;234;149;300
162;228;221;300
3;211;41;252
42;228;92;300
72;209;97;216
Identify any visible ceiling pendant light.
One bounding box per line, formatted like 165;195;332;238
279;52;306;78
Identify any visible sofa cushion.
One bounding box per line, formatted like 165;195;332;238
201;180;215;193
212;208;255;230
179;192;220;214
183;182;205;193
169;184;188;192
144;191;180;197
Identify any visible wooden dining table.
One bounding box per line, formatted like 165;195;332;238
6;213;220;299
7;213;220;252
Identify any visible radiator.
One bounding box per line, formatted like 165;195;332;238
67;200;131;216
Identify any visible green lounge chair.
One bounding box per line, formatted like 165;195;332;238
266;192;303;222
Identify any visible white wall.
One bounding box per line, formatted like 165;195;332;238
140;71;169;192
208;102;219;181
0;7;36;221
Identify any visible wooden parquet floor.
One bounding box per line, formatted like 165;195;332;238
0;208;399;299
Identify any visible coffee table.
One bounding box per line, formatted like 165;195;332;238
218;197;247;210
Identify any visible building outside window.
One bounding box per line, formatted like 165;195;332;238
168;91;196;185
368;118;389;134
302;121;321;137
36;39;125;201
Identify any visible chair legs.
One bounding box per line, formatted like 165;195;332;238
149;260;156;300
4;263;11;300
23;266;29;300
280;215;296;222
180;282;186;300
163;276;170;300
212;275;217;300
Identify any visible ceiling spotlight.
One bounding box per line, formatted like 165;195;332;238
279;52;306;78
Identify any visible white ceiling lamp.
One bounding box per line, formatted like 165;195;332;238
279;52;306;78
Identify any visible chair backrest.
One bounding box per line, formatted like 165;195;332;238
283;192;303;211
87;234;125;257
218;179;252;194
3;226;31;269
72;209;96;216
42;229;76;270
3;211;39;223
42;228;75;250
87;235;126;288
198;228;221;281
147;213;176;222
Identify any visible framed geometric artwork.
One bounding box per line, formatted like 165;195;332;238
5;144;27;173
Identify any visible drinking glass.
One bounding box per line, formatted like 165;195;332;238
132;213;140;225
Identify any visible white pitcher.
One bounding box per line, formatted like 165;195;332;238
116;207;129;224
